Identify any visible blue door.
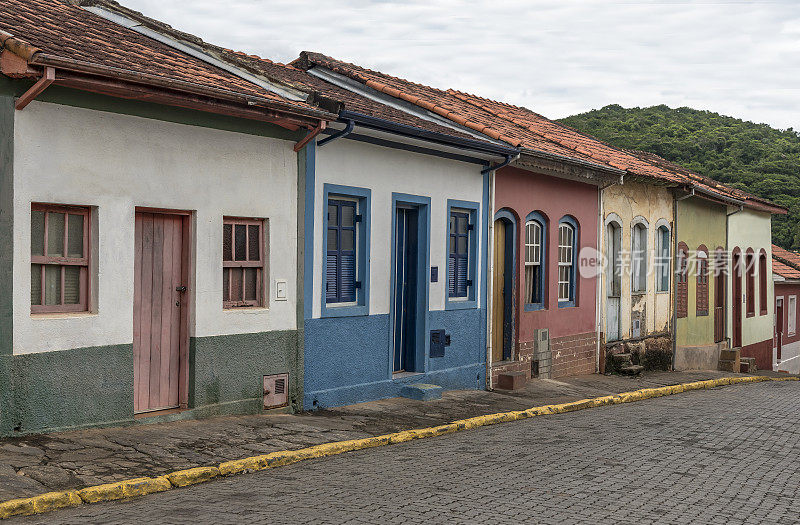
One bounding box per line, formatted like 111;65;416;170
393;207;419;372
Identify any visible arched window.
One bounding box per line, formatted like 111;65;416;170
655;223;670;292
558;216;578;307
746;248;755;317
696;245;709;316
759;249;768;315
606;220;622;298
677;242;689;318
524;212;547;310
631;219;649;293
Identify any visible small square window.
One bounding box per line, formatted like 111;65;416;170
31;204;90;314
223;217;266;308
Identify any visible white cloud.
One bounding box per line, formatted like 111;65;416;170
120;0;800;129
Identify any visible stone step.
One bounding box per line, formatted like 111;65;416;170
718;359;740;373
611;353;633;364
619;365;644;376
496;372;527;391
719;349;740;361
740;357;757;373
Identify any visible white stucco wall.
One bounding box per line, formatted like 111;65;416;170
312;139;484;318
13;101;298;355
727;208;773;348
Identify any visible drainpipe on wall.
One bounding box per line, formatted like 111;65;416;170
485;166;497;390
317;119;354;147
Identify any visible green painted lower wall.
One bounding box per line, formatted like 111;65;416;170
0;331;300;436
1;344;134;435
675;197;727;349
189;330;301;412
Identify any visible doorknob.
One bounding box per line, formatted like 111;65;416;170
175;286;187;292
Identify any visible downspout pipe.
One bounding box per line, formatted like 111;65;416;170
481;153;520;176
293;121;326;152
318;119;354;147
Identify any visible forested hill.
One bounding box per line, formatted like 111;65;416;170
558;104;800;249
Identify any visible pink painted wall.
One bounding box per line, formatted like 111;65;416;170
495;166;599;343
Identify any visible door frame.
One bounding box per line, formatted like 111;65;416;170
605;217;623;342
493;209;517;362
714;247;727;343
134;207;192;412
776;296;784;360
388;194;430;376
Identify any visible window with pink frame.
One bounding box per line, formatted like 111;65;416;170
30;204;90;313
222;217;265;308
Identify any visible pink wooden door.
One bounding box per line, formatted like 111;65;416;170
134;212;186;413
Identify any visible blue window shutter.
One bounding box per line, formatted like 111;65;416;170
448;256;456;296
456;257;468;296
340;253;356;302
326;253;338;302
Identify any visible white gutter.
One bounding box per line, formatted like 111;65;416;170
82;6;307;102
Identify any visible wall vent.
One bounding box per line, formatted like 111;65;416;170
263;373;289;410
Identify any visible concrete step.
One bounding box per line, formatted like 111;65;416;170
496;372;527;391
619;365;644;376
719;349;740;361
399;383;443;401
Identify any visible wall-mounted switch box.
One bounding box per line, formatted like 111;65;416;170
275;279;287;301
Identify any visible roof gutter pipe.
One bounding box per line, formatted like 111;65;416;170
318;119;355;147
481;153;520;175
293;121;327;152
15;66;55;110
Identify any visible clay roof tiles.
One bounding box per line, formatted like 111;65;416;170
0;0;320;110
299;52;786;213
773;244;800;279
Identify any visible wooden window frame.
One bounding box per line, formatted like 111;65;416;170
524;218;545;308
759;249;768;316
676;242;689;319
31;204;90;314
655;226;670;292
222;217;265;308
631;222;648;293
448;210;471;299
557;220;576;306
696;245;709;316
326;198;359;304
789;295;797;336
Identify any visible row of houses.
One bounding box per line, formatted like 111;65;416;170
0;0;788;435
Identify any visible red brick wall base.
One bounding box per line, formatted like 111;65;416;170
741;339;773;371
550;332;597;378
491;331;597;385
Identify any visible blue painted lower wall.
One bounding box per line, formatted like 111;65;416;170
304;308;486;409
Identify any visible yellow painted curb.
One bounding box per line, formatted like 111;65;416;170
166;467;220;488
1;375;794;519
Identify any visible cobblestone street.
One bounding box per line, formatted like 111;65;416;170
13;380;800;524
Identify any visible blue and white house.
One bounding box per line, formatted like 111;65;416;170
299;100;517;408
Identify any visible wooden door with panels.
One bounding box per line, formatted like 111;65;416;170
133;210;190;414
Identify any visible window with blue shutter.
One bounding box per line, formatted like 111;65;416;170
445;200;479;310
321;184;371;318
449;211;470;298
326;199;358;304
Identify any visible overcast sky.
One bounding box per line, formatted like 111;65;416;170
120;0;800;130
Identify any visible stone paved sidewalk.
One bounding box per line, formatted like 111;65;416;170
0;369;781;502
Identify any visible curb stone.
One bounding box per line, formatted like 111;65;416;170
0;375;795;519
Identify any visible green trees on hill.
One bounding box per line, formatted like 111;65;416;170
558;104;800;249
